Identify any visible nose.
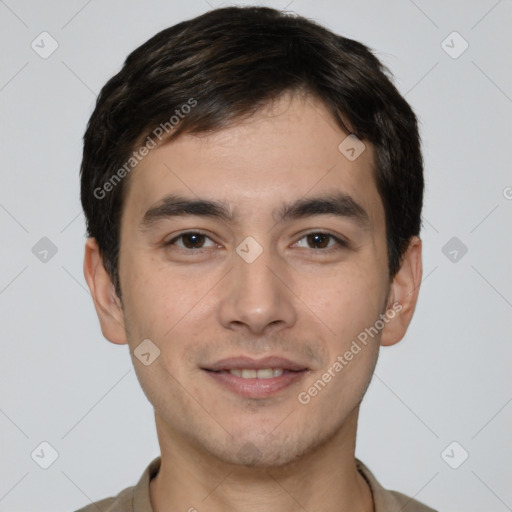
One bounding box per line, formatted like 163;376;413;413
217;242;297;336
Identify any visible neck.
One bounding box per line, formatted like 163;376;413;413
149;409;374;512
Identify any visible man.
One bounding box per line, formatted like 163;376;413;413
78;5;436;512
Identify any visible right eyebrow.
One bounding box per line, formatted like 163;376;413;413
140;194;234;230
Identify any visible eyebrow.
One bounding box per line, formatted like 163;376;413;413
140;192;371;231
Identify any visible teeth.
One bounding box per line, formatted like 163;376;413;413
228;368;284;379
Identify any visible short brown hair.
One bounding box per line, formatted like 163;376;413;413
80;6;424;299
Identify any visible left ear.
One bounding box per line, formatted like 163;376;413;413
380;236;423;347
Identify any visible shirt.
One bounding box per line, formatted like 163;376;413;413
74;456;438;512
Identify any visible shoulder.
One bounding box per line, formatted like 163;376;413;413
355;458;438;512
73;485;134;512
72;456;160;512
385;489;438;511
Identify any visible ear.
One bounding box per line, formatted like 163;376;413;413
83;237;128;345
380;236;423;347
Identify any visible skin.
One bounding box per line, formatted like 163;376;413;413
84;91;422;512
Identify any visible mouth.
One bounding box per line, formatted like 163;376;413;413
202;356;309;399
220;368;287;379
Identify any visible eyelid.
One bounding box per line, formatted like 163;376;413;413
164;229;349;252
165;230;218;248
293;230;349;250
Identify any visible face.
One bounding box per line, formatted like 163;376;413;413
107;92;396;466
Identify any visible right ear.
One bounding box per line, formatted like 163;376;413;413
83;237;128;345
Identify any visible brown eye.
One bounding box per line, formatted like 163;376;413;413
307;233;330;249
166;232;216;250
181;233;206;249
295;232;347;250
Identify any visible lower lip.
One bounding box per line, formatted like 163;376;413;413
203;370;307;399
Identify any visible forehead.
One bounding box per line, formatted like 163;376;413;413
121;92;384;232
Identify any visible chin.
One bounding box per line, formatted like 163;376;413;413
217;440;307;468
200;425;322;469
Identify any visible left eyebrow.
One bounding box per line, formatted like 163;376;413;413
139;191;371;231
273;192;371;231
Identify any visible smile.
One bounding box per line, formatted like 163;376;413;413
223;368;284;379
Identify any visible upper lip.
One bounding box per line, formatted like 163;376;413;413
203;356;308;372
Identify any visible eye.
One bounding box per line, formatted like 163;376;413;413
164;231;347;253
165;232;217;250
294;232;348;251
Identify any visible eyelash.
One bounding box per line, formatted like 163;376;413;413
164;231;349;253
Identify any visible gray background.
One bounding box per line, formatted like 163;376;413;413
1;0;511;510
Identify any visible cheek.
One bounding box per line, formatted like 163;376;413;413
294;263;385;342
120;253;206;340
121;264;217;391
293;265;384;398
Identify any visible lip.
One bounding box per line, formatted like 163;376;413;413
203;356;308;372
202;356;309;399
